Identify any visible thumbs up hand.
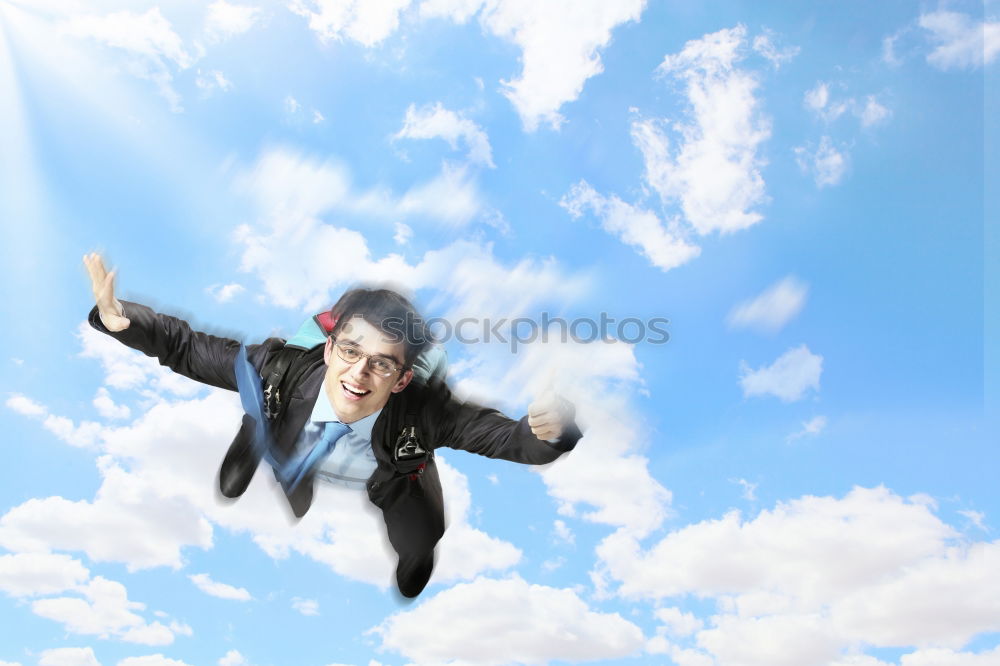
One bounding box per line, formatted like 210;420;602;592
527;390;574;441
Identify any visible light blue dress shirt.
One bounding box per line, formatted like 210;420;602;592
298;388;380;490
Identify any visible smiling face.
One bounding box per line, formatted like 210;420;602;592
322;317;413;424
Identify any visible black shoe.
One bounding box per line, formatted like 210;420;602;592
396;552;434;598
219;415;263;498
282;475;314;518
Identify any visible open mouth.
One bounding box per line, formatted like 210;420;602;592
341;381;371;400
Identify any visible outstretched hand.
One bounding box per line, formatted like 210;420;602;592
527;390;573;441
83;253;129;332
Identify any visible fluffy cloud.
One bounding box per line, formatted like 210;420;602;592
739;344;822;402
205;282;245;303
647;25;770;235
291;597;319;616
593;486;1000;665
479;0;646;131
859;95;891;127
290;0;412;47
194;69;233;95
117;657;193;666
372;575;645;664
727;275;808;333
0;454;214;570
93;387;131;420
804;82;849;122
919;10;1000;70
654;606;703;637
38;648;101;666
560;179;701;272
794;136;848;188
77;323;203;399
786;415;827;442
395;102;494;167
32;576;178;645
751;31;799;68
233;147;588;312
0;552;89;597
5;393;46;417
60;8;193;111
188;573;252;601
204;1;260;42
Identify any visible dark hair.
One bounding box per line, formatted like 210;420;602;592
328;288;431;368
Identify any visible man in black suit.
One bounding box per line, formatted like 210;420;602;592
84;253;581;598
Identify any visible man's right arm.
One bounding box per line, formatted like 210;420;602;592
84;253;278;391
88;301;280;392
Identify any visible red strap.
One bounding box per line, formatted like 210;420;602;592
314;311;338;334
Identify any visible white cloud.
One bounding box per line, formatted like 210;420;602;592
291;597;319;616
787;415;827;442
654;606;703;637
560;179;701;272
32;576;178;645
734;478;757;501
195;69;233;95
42;414;104;448
205;1;260;42
290;0;412;47
217;650;248;666
751;31;799;68
205;282;245;303
188;573;252;601
795;135;848;188
233;148;587;312
38;648;101;666
958;509;987;531
648;25;770;235
804;81;849;122
117;657;192;666
478;0;646;131
593;486;1000;665
312;109;324;124
739;344;823;402
395;102;494;167
0;452;215;570
900;645;1000;666
919;10;1000;70
93;387;131;420
60;8;194;112
284;95;300;114
552;519;574;545
6;393;47;417
371;576;645;664
418;0;485;24
727;275;808;333
859;95;891;127
61;8;192;68
77;322;203;398
0;552;89;597
392;221;412;245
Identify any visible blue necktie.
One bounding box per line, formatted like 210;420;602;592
285;421;352;492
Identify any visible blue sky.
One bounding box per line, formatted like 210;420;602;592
0;1;996;665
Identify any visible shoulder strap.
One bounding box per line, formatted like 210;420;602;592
262;345;324;420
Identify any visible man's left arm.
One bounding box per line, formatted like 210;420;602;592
428;382;582;465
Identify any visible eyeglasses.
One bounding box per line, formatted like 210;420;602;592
333;341;403;377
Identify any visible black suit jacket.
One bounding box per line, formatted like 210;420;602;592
89;302;582;563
